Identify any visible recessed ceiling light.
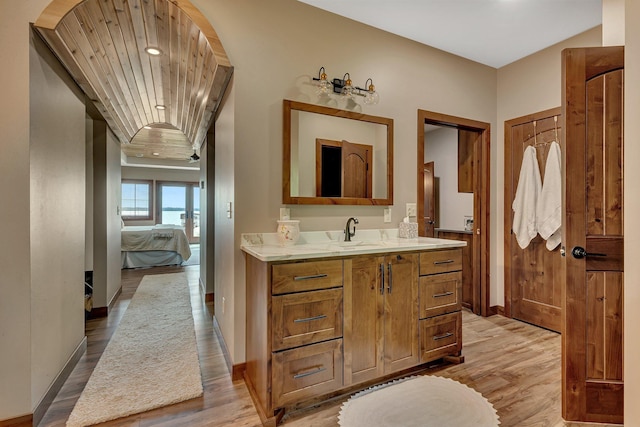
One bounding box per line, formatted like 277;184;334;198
152;152;160;156
144;47;162;56
136;154;143;158
155;105;166;110
143;125;152;129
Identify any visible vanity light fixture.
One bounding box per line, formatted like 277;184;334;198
312;67;380;105
363;78;379;105
313;66;332;94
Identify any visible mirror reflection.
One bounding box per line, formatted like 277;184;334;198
283;100;393;205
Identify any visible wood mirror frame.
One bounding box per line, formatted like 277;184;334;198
283;99;394;205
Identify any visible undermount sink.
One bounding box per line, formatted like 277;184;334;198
330;240;389;250
336;240;364;247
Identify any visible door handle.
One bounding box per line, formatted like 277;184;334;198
571;246;607;259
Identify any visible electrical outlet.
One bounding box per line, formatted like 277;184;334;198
226;202;232;219
406;203;417;217
222;297;225;314
383;207;392;223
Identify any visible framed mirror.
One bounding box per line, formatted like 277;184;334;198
283;100;394;205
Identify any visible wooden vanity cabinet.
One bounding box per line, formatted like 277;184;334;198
418;249;463;362
244;247;462;426
343;253;419;386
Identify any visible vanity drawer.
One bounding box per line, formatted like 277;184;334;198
419;249;462;276
419;272;462;319
272;339;343;408
419;312;461;362
272;288;343;351
272;260;343;294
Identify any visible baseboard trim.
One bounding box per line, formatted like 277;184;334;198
213;316;233;374
490;305;505;316
232;362;247;382
88;285;122;319
0;414;32;427
32;336;87;426
87;306;107;319
212;316;244;381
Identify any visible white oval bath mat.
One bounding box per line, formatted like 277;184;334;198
338;375;500;427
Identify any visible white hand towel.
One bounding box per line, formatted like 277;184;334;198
536;141;562;250
512;145;542;249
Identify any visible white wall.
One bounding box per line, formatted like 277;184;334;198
92;122;122;309
624;0;640;421
85;118;94;271
0;4;38;419
193;0;497;363
29;25;86;411
213;79;235;355
425;127;474;230
495;27;602;307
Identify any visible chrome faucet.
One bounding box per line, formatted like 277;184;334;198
344;217;359;242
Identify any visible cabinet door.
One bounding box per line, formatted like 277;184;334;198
344;256;384;385
383;253;419;374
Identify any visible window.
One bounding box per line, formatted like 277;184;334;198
121;180;153;220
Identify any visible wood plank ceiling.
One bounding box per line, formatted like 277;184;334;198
34;0;232;163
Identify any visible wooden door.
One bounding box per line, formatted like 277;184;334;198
458;130;475;193
562;46;624;424
383;253;419;374
504;109;563;332
423;162;435;237
342;140;372;198
344;256;384;386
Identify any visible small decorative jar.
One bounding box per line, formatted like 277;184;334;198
276;220;300;245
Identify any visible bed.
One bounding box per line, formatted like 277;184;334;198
121;225;192;268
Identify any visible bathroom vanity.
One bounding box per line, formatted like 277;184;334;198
241;229;466;426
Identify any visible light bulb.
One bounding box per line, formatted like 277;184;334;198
341;74;354;99
364;90;379;105
316;78;332;95
363;80;379;105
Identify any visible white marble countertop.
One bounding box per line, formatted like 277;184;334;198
240;228;467;262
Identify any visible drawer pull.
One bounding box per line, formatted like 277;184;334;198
293;314;327;323
433;291;454;298
433;332;454;341
294;273;328;281
433;260;454;265
293;366;326;379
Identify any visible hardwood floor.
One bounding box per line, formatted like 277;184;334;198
38;266;616;427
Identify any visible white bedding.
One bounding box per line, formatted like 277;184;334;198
121;225;191;268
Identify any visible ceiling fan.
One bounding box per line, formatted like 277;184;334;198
189;150;200;163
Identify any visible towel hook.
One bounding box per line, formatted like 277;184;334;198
533;120;538;146
554;116;558;142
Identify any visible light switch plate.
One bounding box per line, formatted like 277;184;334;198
406;203;417;217
384;207;392;223
280;207;290;220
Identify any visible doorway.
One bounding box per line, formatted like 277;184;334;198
157;181;200;244
417;110;491;316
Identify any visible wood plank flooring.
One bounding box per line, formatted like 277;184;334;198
38;266;616;427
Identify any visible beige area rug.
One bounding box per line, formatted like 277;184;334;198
338;375;500;427
67;273;203;427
